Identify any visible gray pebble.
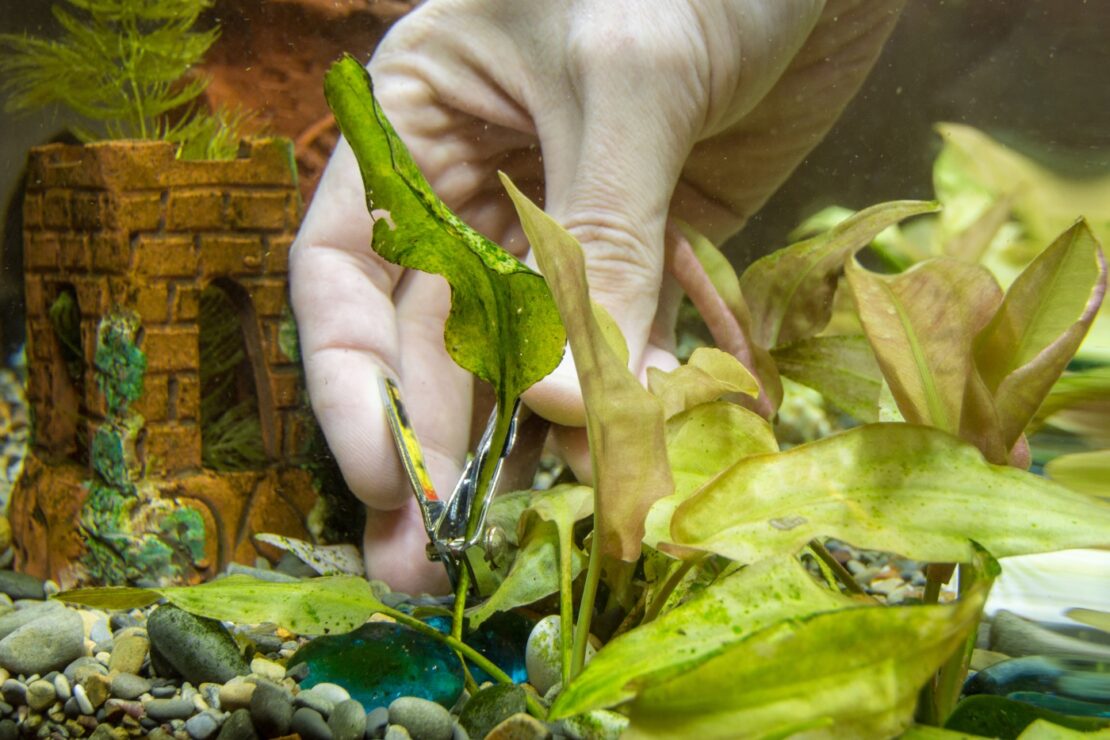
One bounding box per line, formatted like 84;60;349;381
145;697;197;721
0;678;24;705
291;706;333;740
0;719;14;740
389;697;453;740
485;712;551;740
329;699;366;740
452;722;470;740
110;671;151;700
151;684;178;698
0;571;45;601
293;687;335;717
52;673;71;700
72;683;94;715
64;656;108;685
216;708;258;740
0;601;63;641
185;709;222;740
0;607;85;675
109;612;141;631
250;680;293;737
25;678;55;711
366;706;390;738
63;696;80;718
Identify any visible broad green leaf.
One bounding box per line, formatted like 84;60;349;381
675;221;782;412
1045;450;1110;500
63;576;385;636
646;347;758;419
643;401;777;549
974;221;1107;449
55;586;161;610
159;575;383;635
622;553;994;739
847;257;1002;436
502;174;673;561
549;556;859;719
741;200;940;349
771;334;883;422
467;485;593;629
668;424;1110;564
323;56;565;409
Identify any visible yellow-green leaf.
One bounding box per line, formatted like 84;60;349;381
549;556;859;720
55;586;161;610
771;334;883;422
741;200;939;349
646;347;759;419
643;401;777;549
502;173;673;561
974;220;1107;449
622;554;994;739
1045;450;1110;500
847;257;1002;436
159;575;384;635
668;424;1110;564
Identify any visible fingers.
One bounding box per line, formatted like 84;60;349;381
520;11;702;425
363;498;452;595
291;138;414;511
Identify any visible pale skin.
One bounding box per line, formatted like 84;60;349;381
290;0;907;593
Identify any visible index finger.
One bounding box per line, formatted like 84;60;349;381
290;137;411;510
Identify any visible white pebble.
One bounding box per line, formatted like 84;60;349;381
72;684;94;715
95;651;112;664
53;674;71;700
308;682;350;705
43;580;60;596
193;694;209;712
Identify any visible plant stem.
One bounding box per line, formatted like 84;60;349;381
570;527;602;679
808;540;867;596
380;605;547;720
451;567;470;642
557;514;574;688
933;564;981;722
642;557;698;624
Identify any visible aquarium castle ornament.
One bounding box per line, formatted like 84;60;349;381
379;376;519;591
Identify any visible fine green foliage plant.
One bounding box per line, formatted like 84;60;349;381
0;0;248;159
55;62;1110;738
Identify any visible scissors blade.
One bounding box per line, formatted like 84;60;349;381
377;376;445;538
436;398;522;550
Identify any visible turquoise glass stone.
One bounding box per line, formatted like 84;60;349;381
424;612;531;685
287;622;465;711
964;656;1110;705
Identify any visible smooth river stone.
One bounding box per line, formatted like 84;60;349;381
287;622;464;712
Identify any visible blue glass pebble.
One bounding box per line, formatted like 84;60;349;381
424;612;531;685
964;656;1110;705
287;622;464;711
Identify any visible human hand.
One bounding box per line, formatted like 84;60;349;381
290;0;906;593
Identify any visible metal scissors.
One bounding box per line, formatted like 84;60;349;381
378;375;520;592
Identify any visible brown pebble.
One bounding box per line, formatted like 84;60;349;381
82;673;112;710
486;712;552;740
109;633;150;675
218;679;256;711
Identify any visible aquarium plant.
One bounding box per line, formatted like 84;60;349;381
0;0;249;160
57;56;1110;738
